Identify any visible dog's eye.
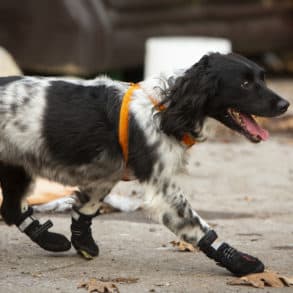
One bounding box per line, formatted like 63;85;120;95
241;81;251;89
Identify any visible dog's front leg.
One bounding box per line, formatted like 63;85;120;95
144;180;265;276
144;181;209;245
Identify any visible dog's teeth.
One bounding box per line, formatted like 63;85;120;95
229;109;246;128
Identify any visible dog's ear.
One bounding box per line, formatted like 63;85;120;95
159;55;218;140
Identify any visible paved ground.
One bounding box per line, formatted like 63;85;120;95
0;79;292;292
0;136;292;293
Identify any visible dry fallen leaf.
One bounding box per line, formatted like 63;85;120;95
227;271;293;288
31;272;43;278
154;282;170;287
243;196;253;202
78;278;119;293
101;277;139;284
170;240;198;252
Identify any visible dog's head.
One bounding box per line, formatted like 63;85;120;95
160;53;290;143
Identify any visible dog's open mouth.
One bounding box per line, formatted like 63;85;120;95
227;108;269;143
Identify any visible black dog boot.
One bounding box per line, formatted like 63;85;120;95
16;206;71;252
198;230;265;276
71;208;99;259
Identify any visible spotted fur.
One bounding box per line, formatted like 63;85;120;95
0;53;289;249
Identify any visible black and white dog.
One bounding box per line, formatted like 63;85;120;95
0;53;289;276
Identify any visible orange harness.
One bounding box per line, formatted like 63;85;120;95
119;83;196;164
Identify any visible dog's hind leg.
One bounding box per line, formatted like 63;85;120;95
0;161;33;225
144;179;264;276
71;182;116;259
0;162;71;252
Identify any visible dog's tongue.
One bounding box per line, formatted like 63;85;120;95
240;113;269;140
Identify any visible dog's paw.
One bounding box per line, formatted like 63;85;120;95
215;243;265;277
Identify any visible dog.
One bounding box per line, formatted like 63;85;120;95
0;53;289;276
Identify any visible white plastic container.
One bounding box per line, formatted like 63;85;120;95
144;37;232;78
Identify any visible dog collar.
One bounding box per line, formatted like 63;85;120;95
119;83;196;164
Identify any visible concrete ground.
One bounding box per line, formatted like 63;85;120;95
0;136;292;293
0;78;293;292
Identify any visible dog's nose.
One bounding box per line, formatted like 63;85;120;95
277;99;290;113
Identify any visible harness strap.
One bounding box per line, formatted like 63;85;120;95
119;83;196;164
182;133;197;147
119;83;140;163
28;220;53;240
